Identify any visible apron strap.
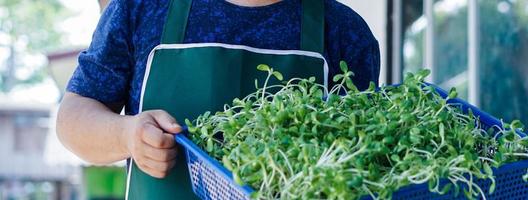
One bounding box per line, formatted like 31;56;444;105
161;0;192;44
161;0;325;54
301;0;325;54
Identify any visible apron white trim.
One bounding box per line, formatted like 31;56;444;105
139;43;330;112
125;158;133;200
126;43;330;199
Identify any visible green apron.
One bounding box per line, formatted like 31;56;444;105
126;0;327;199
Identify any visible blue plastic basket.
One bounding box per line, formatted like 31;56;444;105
174;84;528;200
175;134;254;200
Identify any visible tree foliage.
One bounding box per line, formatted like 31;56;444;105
0;0;69;92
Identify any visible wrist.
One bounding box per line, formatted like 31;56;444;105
117;114;135;158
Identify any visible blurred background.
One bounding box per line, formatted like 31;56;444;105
0;0;526;199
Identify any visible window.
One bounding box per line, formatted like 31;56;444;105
392;0;528;125
478;0;528;125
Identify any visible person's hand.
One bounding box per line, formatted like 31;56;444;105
121;110;182;178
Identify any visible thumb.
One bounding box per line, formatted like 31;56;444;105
149;110;182;134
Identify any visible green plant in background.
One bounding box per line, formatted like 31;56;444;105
186;64;527;200
0;0;69;92
83;166;126;200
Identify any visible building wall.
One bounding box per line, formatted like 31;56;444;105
0;107;80;199
98;0;110;12
48;50;83;92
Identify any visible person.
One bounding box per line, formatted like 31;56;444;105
57;0;379;198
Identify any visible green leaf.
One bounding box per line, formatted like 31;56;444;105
257;64;270;72
417;69;431;79
382;136;394;144
347;176;363;187
464;151;474;162
250;192;260;199
511;120;524;130
222;155;234;170
390;154;400;162
448;87;458;99
428;179;435;190
200;126;208;136
314;89;323;98
523;170;528;181
188;126;198;133
339;61;348;73
410;127;421;135
519;139;528;147
233;170;244;185
368;82;376;91
185;119;192;127
463;188;472;199
453;185;460;197
439;184;452;195
410;135;422;144
333;74;344;82
345;79;355;90
206;138;214;152
489;179;496;194
272;71;284;81
483;162;493;176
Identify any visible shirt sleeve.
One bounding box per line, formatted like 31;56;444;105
343;39;381;90
335;5;381;91
66;0;134;104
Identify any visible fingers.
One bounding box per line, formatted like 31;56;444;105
142;141;178;162
136;157;176;179
149;110;182;134
130;110;181;178
140;123;176;149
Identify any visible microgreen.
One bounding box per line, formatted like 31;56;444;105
186;63;528;200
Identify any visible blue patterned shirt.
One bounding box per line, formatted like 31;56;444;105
67;0;380;115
